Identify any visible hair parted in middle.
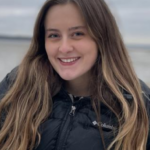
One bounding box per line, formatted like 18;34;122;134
0;0;148;150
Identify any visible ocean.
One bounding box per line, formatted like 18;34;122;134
0;0;150;45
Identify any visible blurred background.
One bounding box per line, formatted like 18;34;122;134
0;0;150;86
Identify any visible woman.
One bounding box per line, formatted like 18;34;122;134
0;0;150;150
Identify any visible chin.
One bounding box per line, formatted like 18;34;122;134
60;76;75;81
59;74;77;81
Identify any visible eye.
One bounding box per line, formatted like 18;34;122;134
48;34;59;38
72;32;84;37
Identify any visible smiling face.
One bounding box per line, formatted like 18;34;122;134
44;3;98;83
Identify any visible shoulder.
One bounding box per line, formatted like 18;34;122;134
0;67;18;129
139;80;150;115
0;67;18;100
139;79;150;95
139;80;150;111
140;81;150;149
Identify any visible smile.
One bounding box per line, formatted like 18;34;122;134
58;57;80;66
59;57;79;63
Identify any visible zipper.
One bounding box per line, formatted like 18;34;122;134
69;106;76;116
55;94;76;150
68;94;76;116
68;94;83;116
56;94;83;150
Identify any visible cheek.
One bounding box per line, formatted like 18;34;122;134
87;44;98;66
85;42;98;58
77;39;97;53
45;42;56;58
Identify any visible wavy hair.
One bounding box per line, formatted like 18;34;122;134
0;0;148;150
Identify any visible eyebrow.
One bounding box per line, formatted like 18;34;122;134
46;26;86;32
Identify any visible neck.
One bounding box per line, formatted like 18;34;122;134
65;74;91;97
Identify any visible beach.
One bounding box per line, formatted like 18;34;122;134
0;39;150;87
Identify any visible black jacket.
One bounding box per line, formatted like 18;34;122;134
0;68;150;150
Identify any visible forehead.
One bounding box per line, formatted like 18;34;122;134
44;3;86;28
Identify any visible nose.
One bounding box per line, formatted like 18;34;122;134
58;37;73;53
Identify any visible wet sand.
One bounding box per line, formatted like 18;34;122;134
0;39;150;87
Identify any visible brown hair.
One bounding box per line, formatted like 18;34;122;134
0;0;148;150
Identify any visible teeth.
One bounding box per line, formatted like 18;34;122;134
60;58;79;63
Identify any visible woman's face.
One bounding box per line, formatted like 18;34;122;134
45;3;98;82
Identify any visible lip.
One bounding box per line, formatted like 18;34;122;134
58;57;80;66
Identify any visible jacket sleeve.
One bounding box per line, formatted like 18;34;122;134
139;80;150;149
0;67;18;101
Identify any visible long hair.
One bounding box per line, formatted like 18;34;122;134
0;0;148;150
